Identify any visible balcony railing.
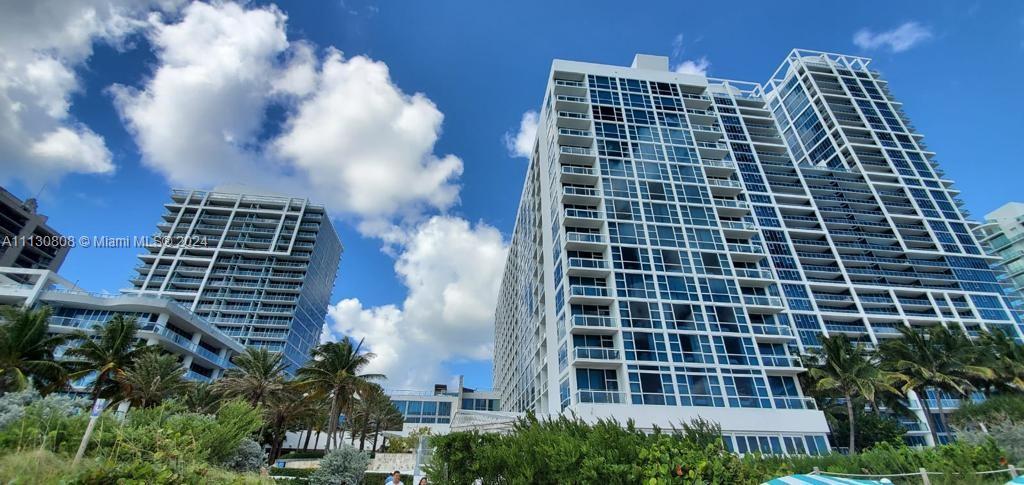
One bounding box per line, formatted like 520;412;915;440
569;285;608;298
564;208;601;220
743;295;783;307
574;347;619;360
734;268;772;280
576;390;625;404
565;232;606;244
567;258;608;270
570;314;615;328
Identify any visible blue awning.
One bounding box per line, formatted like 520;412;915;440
763;474;887;485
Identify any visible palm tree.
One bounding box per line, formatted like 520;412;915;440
880;325;995;445
264;384;318;464
121;352;190;408
64;314;151;404
296;338;383;451
212;347;288;408
0;305;68;394
352;384;403;452
975;329;1024;394
804;334;903;454
183;381;221;414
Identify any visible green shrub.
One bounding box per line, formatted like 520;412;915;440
364;472;410;484
952;395;1024;428
222;438;267;473
426;415;1009;485
308;445;371;485
278;449;326;460
271;466;315;478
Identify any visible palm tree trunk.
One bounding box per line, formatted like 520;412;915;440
302;423;313;451
918;388;940;446
326;395;340;452
371;421;381;453
934;391;948;444
359;426;367;451
845;392;856;454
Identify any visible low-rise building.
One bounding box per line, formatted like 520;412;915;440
0;267;243;382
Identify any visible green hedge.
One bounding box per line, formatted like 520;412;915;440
425;415;1011;485
270;467;314;478
278;450;326;460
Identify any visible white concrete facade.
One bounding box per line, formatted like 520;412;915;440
493;50;1021;454
0;267;243;381
124;189;342;371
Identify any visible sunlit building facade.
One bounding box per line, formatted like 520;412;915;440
126;189;342;371
493;50;1021;453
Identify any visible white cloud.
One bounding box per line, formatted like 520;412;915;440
669;33;708;77
0;0;178;187
503;110;538;158
673;57;710;76
112;1;463;229
853;22;933;53
326;216;507;388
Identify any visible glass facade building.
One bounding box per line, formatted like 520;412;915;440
975;202;1024;314
494;51;1022;452
126;189;342;371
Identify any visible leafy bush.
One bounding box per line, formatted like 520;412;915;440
952;394;1024;428
960;420;1024;465
0;392;101;454
270;466;315;478
278;449;326;460
829;410;907;451
386;426;431;453
113;399;263;466
308;445;371;485
222;438;267;473
426;415;1008;485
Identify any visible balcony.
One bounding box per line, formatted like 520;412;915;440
573;346;620;364
569;314;617;335
558;127;592;146
567;257;610;277
559;145;596;165
720;220;757;238
742;295;784;313
680;92;712;109
561;185;601;205
728;243;766;262
703;160;737;177
708;178;744;196
691;123;724;141
773;397;818;410
553;79;586;96
560;164;598;184
564;207;603;228
557;110;591;130
568;284;612;304
565;232;607;250
696;141;729;159
575;389;625;404
555;94;588;112
713;199;751;216
751;324;795;342
762;355;804;374
734;268;774;286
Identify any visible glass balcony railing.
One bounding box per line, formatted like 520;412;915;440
734;268;773;280
576;390;625;404
560;165;595;176
569;285;608;298
728;243;765;255
773;397;818;410
564;208;601;220
567;258;608;270
750;324;793;337
570;314;615;328
574;347;619;360
743;295;783;307
565;232;606;244
560;145;594;156
562;186;599;197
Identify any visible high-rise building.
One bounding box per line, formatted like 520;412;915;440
494;50;1021;452
975;202;1024;313
126;189;343;371
0;187;70;273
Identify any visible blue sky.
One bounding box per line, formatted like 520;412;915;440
2;0;1022;389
